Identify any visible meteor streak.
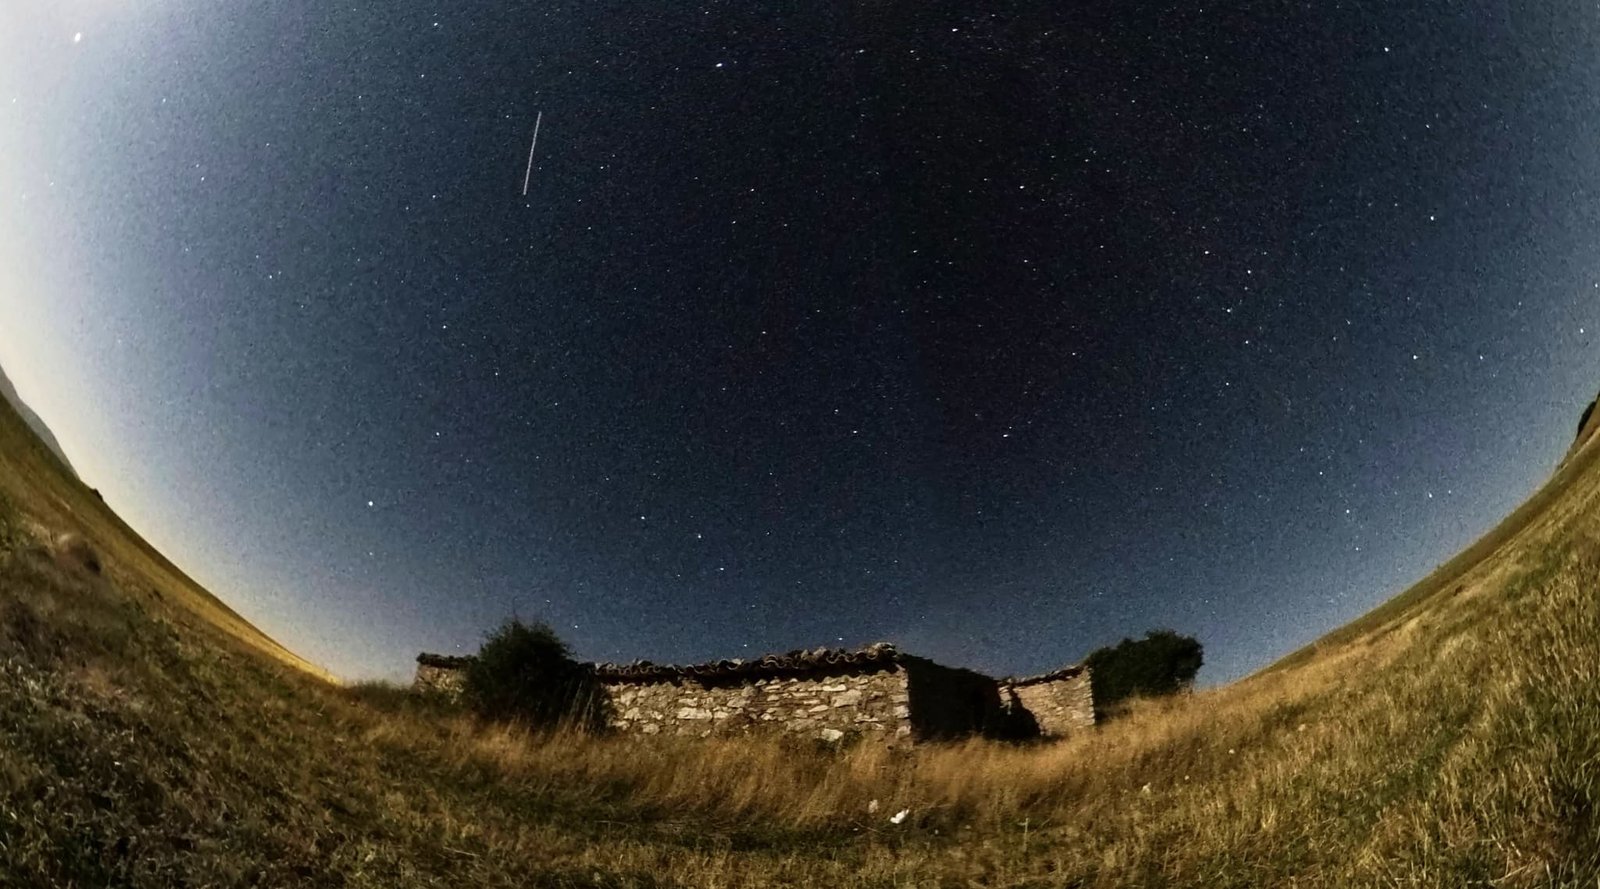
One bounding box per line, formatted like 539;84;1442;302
522;111;542;196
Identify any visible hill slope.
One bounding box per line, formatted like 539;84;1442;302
0;362;77;478
0;389;1598;885
0;394;328;679
1566;390;1600;466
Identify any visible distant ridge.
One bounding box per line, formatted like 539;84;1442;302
0;362;77;479
1565;390;1600;467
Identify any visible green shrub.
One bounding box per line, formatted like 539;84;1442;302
1084;629;1203;719
462;619;607;731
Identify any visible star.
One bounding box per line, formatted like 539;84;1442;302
18;0;1591;704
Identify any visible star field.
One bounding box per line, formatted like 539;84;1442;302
2;0;1599;682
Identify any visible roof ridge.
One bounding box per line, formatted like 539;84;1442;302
416;642;902;678
1001;663;1088;687
592;641;899;683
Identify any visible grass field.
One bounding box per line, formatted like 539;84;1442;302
1;392;1599;886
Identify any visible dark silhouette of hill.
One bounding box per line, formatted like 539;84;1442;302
0;361;77;479
1567;390;1600;466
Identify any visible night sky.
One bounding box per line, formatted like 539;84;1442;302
4;1;1599;683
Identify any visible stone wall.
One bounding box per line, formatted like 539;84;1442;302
1004;668;1094;738
607;668;910;742
415;662;467;696
413;647;1095;744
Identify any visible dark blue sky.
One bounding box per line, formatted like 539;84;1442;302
3;0;1599;682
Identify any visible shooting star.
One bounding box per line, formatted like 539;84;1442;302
522;110;543;196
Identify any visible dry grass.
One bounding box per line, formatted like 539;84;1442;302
1;395;1599;885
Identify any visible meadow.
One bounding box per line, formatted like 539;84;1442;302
1;391;1598;886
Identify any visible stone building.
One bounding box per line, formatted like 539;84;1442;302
414;642;1093;744
999;665;1095;738
415;653;471;696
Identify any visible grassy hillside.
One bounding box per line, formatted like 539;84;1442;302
0;363;79;479
1;395;1599;885
0;396;329;679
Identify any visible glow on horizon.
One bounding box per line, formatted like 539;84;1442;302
3;0;1600;691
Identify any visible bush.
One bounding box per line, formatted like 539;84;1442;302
462;619;607;731
1084;629;1203;719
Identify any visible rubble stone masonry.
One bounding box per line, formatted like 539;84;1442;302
415;657;469;696
608;669;909;742
413;645;1094;744
1002;670;1094;738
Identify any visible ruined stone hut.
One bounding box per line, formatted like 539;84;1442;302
415;642;1093;744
